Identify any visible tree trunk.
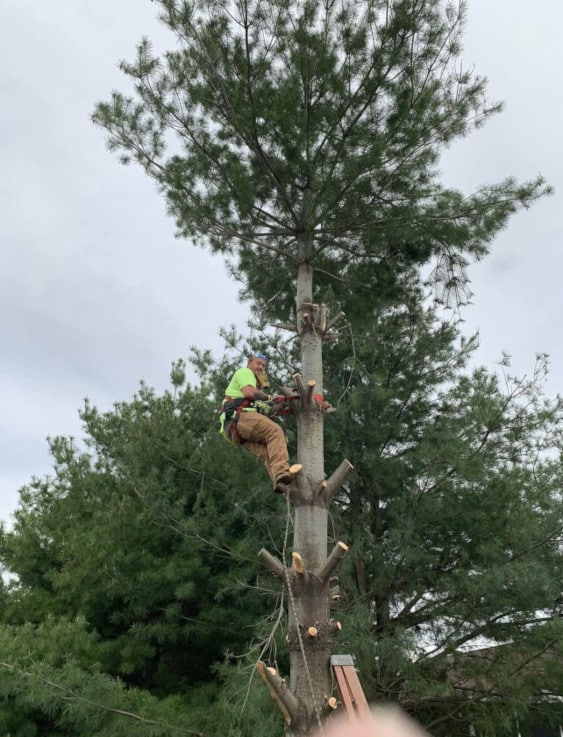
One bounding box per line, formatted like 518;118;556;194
259;256;352;735
285;261;331;735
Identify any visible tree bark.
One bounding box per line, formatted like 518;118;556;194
286;260;333;734
259;249;353;735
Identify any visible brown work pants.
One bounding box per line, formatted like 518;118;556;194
232;412;290;487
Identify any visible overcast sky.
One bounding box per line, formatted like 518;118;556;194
2;0;562;527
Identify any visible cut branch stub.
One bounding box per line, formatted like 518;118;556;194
258;548;286;580
320;459;354;505
256;661;300;725
318;541;349;585
298;302;333;334
290;463;304;477
325;310;346;333
298;302;315;331
319;304;328;333
297;302;318;334
292;551;305;574
293;372;307;398
305;380;315;408
322;696;339;716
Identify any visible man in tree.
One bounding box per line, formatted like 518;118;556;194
91;0;556;731
221;353;292;494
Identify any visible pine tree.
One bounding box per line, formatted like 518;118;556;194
92;1;551;734
0;369;287;734
323;291;563;735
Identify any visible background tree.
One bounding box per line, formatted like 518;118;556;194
324;289;563;735
94;0;547;315
92;0;552;733
0;328;560;736
0;364;292;736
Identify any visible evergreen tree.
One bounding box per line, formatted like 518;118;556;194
93;0;547;318
91;0;553;733
0;328;560;735
0;366;290;735
324;291;563;735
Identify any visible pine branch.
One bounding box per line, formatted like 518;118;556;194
0;661;199;736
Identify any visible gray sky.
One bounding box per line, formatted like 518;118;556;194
2;0;562;527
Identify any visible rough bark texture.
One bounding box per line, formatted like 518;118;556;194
286;261;333;735
258;253;353;734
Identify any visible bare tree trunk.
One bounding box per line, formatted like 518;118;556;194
290;261;330;732
259;258;352;736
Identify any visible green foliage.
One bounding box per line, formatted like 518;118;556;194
2;0;556;734
93;0;549;321
1;327;561;734
0;364;291;734
0;618;197;737
323;292;563;733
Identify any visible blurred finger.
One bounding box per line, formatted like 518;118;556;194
321;706;430;737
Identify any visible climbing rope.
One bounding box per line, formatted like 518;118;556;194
283;515;324;734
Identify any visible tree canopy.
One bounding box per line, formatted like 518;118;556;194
324;292;563;734
92;5;554;720
0;1;560;735
0;333;561;735
93;0;548;318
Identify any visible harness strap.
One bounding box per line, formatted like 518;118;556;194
225;418;243;444
222;396;254;444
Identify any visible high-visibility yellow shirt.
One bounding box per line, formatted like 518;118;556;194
224;368;257;407
220;368;258;438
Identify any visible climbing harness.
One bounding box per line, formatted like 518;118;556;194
221;396;253;444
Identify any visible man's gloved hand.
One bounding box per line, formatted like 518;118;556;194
255;400;272;416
